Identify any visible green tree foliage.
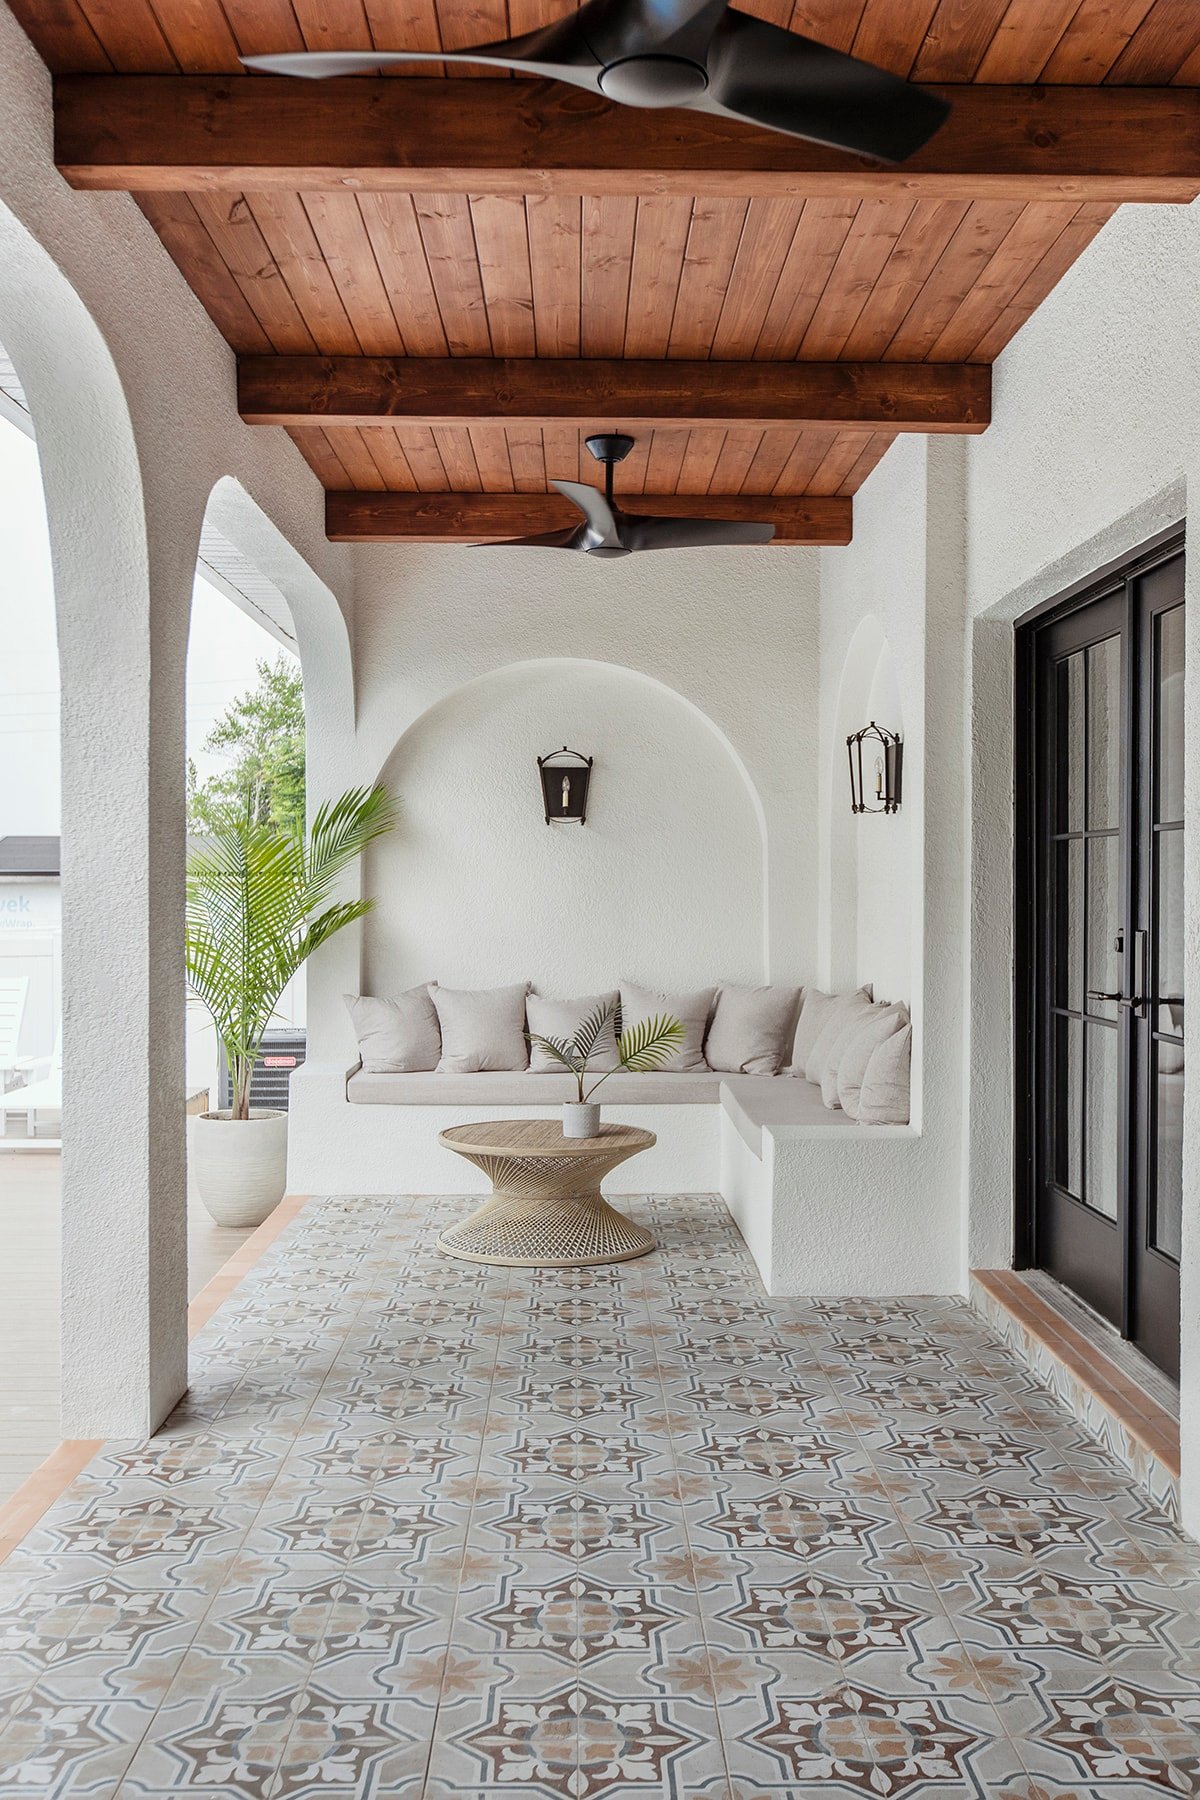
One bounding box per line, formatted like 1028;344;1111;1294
186;786;396;1118
188;655;305;835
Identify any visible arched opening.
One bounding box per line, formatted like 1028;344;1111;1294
0;195;189;1442
0;342;62;1504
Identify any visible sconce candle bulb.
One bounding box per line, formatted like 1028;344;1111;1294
538;747;593;824
847;721;902;815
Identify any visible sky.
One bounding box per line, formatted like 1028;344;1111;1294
0;411;296;836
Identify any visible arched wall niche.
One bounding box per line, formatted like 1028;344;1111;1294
827;616;911;1004
365;658;769;997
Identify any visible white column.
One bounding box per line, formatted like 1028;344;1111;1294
0;209;191;1441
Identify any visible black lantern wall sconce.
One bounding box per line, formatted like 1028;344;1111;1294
538;747;593;824
847;721;903;815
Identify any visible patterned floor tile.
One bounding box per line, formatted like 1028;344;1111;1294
2;1195;1196;1800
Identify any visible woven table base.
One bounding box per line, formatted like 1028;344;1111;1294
437;1121;659;1268
438;1190;656;1267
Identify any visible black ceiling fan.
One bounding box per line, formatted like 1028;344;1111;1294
489;432;774;555
242;0;949;163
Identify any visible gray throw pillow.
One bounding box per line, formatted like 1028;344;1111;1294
344;988;440;1073
431;982;530;1073
527;991;620;1073
705;983;803;1076
829;1002;909;1114
859;1023;912;1125
619;982;715;1073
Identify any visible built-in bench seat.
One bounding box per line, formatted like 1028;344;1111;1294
347;1069;729;1105
288;1057;906;1296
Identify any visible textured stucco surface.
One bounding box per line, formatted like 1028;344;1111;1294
311;541;822;1067
809;434;967;1298
367;658;766;997
0;2;354;1438
953;197;1200;1530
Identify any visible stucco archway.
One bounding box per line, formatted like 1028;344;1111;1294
0;197;190;1438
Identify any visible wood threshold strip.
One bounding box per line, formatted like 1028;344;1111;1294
972;1268;1180;1477
326;489;852;544
55;77;1200;203
0;1193;309;1567
240;357;990;433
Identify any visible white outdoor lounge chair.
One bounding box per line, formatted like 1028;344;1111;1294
0;975;29;1092
0;1034;62;1137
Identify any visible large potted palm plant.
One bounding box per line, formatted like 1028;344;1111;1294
186;784;395;1226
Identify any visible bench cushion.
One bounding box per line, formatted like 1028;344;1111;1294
347;1069;727;1106
722;1073;863;1154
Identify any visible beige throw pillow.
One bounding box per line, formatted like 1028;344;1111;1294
431;982;530;1073
527;991;620;1073
619;982;715;1073
705;983;803;1076
344;988;441;1073
805;986;874;1088
787;989;837;1076
859;1023;912;1125
831;1002;910;1115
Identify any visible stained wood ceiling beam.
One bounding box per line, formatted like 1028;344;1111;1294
326;490;852;546
55;75;1200;203
240;357;990;433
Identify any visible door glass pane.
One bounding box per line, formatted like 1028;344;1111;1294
1157;827;1184;1003
1083;1025;1119;1220
1086;835;1120;1021
1054;1015;1083;1197
1152;605;1184;1267
1154;1038;1184;1261
1157;605;1185;825
1056;840;1084;1010
1088;636;1121;829
1057;652;1085;831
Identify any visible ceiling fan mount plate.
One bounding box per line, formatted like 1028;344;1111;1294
585;432;636;464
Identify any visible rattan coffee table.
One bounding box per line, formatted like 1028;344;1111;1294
437;1118;657;1267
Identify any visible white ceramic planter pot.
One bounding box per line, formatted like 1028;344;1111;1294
191;1109;288;1228
563;1101;601;1139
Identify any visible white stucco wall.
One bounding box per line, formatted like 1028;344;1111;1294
953;197;1200;1527
324;543;821;1062
811;434;967;1295
367;658;766;996
0;0;355;1438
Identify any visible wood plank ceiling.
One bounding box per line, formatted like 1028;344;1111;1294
15;0;1200;541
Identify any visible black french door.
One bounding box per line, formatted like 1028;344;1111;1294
1017;533;1184;1379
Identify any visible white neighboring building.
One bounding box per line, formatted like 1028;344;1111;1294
0;833;59;1071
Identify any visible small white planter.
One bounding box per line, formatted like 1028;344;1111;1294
191;1109;288;1228
563;1101;601;1139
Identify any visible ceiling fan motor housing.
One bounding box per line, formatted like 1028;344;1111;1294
597;54;709;107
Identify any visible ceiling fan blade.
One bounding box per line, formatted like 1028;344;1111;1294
242;15;605;85
696;12;949;162
619;512;775;550
551;479;624;550
484;527;585;548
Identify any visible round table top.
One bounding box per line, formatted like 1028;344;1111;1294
439;1118;657;1158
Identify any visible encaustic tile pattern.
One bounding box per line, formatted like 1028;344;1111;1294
2;1194;1200;1797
